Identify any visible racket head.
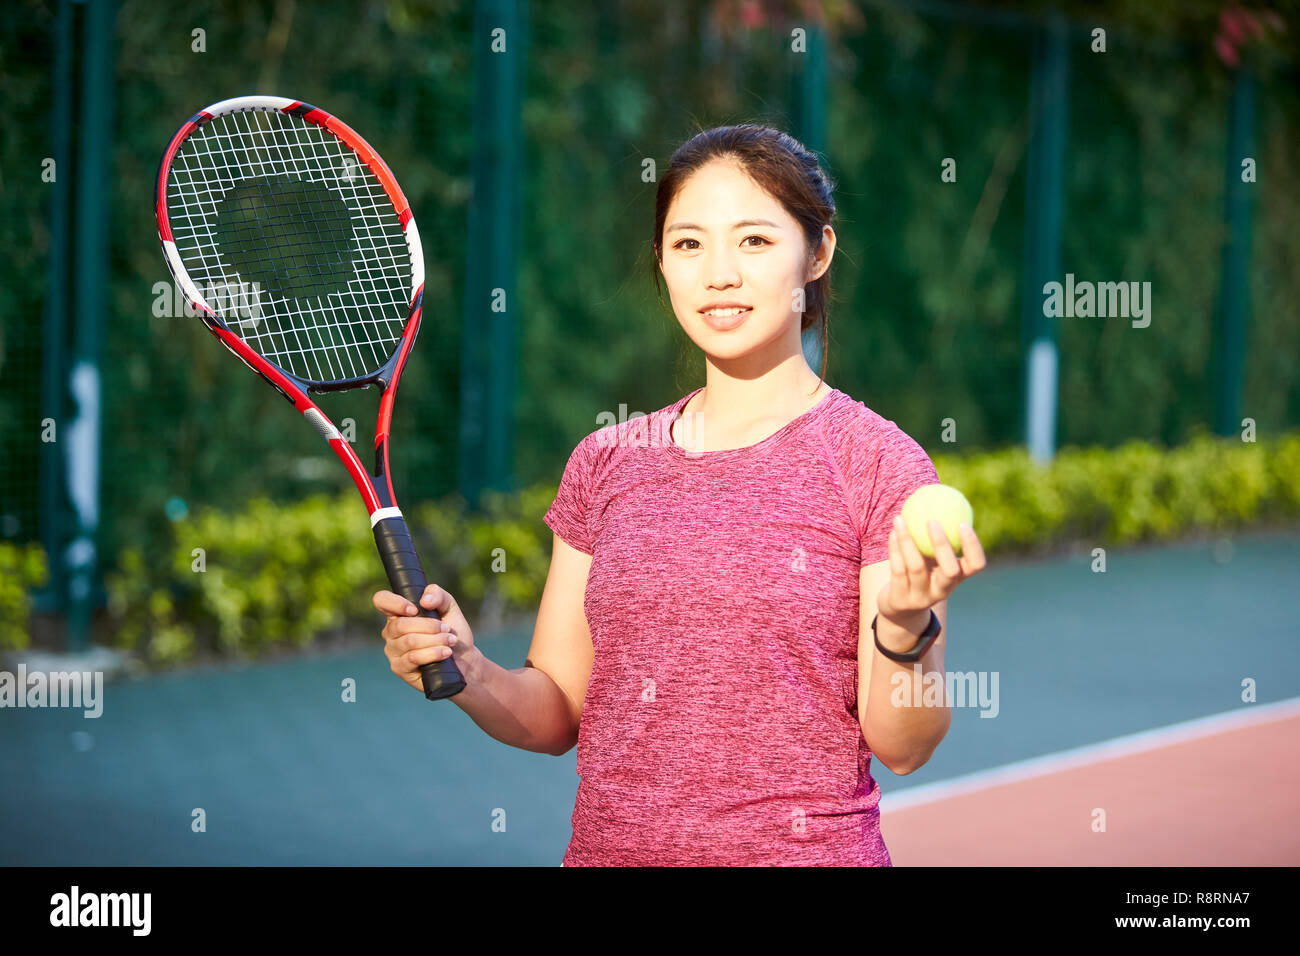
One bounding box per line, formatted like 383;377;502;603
155;95;426;392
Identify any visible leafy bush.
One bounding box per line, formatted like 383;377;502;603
109;495;392;665
104;487;557;667
0;542;47;650
933;430;1300;555
100;430;1300;667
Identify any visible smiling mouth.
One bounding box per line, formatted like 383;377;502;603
700;307;752;330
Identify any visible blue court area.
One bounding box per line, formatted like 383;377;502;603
3;529;1297;865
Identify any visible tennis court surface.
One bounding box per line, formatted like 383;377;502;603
3;529;1297;865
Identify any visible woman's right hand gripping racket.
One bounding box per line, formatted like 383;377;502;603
155;95;465;699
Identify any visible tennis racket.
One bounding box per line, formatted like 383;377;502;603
154;95;464;700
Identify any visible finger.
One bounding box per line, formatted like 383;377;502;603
420;583;453;615
390;642;452;675
887;523;907;578
928;519;963;580
894;515;928;576
383;615;442;644
393;631;455;656
956;523;987;574
373;589;419;617
385;615;453;642
405;643;456;668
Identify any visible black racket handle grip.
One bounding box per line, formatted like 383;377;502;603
373;515;467;700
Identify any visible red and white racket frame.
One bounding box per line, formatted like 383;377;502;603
155;95;464;699
155;94;425;527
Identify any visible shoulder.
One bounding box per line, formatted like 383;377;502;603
816;389;939;547
562;391;687;477
818;388;932;475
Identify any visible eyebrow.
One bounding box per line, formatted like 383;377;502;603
665;219;782;234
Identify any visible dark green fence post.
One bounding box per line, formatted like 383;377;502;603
65;0;114;650
796;23;827;153
37;0;75;617
1020;12;1068;463
459;0;524;507
790;22;827;373
1213;66;1254;437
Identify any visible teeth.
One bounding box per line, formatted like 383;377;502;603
704;308;750;316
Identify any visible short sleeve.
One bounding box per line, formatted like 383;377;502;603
543;433;596;554
858;427;940;567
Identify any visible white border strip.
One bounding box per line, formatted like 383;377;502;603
301;408;339;441
407;219;425;296
880;697;1300;813
370;507;403;527
200;95;297;116
162;240;210;314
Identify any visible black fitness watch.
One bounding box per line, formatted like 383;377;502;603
872;609;941;663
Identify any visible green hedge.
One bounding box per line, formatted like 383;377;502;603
0;542;47;650
102;484;560;667
4;429;1294;665
932;429;1300;553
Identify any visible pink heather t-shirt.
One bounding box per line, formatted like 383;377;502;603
542;385;940;866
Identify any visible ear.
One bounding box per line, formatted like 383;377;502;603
806;224;835;283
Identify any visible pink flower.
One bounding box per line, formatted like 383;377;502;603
1215;33;1241;68
1220;8;1247;43
740;0;764;30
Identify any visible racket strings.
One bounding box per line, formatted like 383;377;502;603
221;176;353;291
166;108;414;384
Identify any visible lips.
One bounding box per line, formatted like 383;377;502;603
701;306;752;331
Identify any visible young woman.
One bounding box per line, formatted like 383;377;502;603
373;124;986;866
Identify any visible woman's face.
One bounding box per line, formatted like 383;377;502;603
658;158;830;364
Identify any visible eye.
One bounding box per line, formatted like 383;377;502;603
743;235;771;247
672;238;700;250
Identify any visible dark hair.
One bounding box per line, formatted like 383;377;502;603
651;124;837;383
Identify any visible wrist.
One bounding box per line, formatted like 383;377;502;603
875;608;933;653
458;643;489;685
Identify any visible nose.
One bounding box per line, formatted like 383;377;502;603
705;249;741;288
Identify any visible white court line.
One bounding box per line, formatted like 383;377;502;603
879;696;1300;813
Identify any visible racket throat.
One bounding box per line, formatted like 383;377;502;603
371;434;398;509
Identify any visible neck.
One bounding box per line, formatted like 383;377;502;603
694;352;827;427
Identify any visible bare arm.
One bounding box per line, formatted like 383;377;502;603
855;514;985;774
857;559;950;775
376;531;593;756
454;533;593;755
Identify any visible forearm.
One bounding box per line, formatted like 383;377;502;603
450;646;579;756
862;610;951;774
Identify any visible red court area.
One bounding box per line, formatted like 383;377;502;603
880;709;1300;866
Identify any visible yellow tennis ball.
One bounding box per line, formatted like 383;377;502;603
900;484;974;557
